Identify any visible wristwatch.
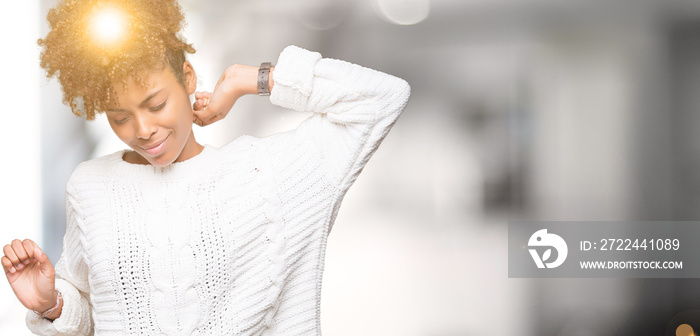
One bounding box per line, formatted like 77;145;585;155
258;62;272;96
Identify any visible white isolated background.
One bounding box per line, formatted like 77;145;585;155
0;1;42;335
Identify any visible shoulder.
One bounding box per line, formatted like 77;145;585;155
219;133;294;159
218;129;310;171
220;134;260;153
66;150;124;191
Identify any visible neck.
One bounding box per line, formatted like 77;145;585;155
175;130;204;163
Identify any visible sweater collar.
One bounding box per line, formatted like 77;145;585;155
108;144;218;180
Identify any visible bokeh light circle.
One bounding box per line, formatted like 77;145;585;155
676;324;695;336
375;0;430;26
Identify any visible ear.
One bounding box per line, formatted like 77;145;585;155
183;61;197;95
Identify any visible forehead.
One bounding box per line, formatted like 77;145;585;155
107;65;178;107
112;64;175;93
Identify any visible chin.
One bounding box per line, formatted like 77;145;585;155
144;151;176;168
151;157;176;168
153;147;188;167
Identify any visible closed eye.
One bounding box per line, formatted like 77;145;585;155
115;118;129;125
149;101;166;111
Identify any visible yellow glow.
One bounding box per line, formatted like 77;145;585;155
677;324;695;336
89;6;127;47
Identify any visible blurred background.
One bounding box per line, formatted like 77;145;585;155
3;0;700;335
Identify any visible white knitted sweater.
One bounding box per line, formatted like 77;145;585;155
24;45;410;335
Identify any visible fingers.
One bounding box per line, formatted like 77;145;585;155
32;245;54;280
33;246;48;263
192;92;215;127
193;111;223;127
193;91;211;112
12;239;28;262
22;239;36;260
193;99;209;112
195;91;211;99
1;255;14;274
192;91;212;127
193;94;232;127
3;242;19;273
3;239;38;274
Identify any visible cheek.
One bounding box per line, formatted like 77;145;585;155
109;123;132;144
172;101;194;133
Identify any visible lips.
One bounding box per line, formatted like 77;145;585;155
141;135;169;156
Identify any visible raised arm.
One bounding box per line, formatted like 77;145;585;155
193;45;411;193
267;45;411;192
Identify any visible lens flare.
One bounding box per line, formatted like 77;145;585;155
88;6;127;48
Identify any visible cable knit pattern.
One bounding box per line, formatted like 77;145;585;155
25;45;410;336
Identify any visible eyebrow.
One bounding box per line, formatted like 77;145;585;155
106;88;165;113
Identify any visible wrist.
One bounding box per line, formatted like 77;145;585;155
44;299;63;321
33;289;62;320
221;64;258;97
35;290;57;312
239;64;259;96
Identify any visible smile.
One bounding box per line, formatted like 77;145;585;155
141;135;169;156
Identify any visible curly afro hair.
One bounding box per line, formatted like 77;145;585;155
38;0;196;120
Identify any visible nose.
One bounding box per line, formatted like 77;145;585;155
134;113;157;140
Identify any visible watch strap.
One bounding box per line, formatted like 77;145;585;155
258;62;272;96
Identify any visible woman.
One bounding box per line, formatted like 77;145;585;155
2;0;410;334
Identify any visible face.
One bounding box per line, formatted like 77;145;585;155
106;62;201;167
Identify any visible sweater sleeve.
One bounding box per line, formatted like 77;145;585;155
269;45;411;199
25;180;94;335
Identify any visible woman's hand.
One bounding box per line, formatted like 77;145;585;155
192;64;274;126
192;64;263;127
2;239;57;313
